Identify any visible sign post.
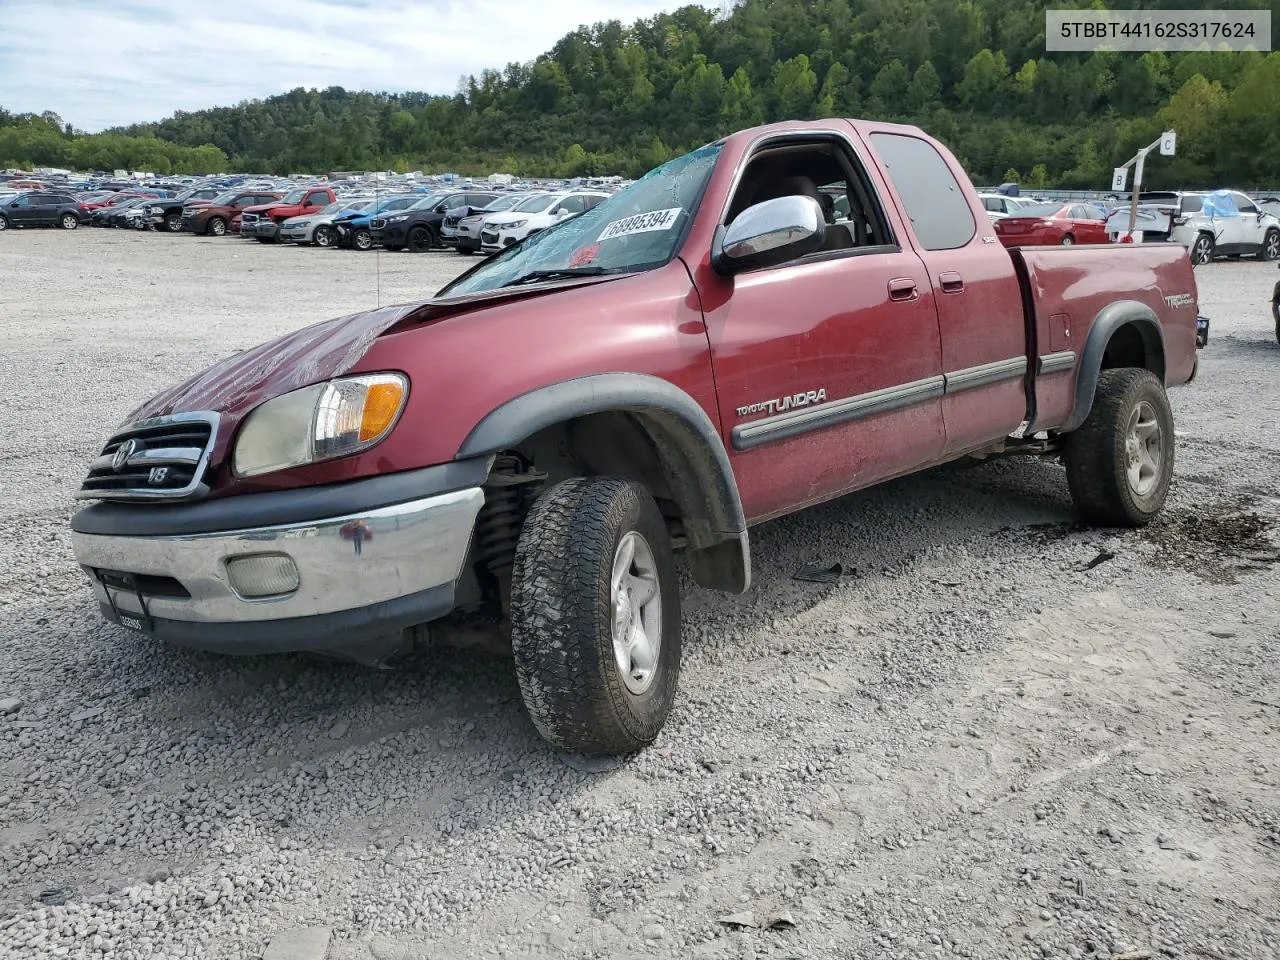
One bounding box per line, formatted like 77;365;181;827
1116;130;1176;240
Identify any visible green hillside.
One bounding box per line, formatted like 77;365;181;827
3;0;1279;188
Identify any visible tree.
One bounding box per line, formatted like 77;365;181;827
771;54;818;119
906;61;941;115
868;60;910;119
956;49;1010;110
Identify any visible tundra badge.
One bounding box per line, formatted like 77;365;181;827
737;389;827;418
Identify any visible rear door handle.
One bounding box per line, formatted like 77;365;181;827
888;277;918;302
939;271;964;293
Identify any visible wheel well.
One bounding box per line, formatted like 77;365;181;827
1101;321;1165;381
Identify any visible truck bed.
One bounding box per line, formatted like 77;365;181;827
1010;243;1200;432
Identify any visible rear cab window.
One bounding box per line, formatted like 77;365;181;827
869;132;976;251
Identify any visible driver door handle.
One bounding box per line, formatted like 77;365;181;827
939;271;964;294
888;277;918;302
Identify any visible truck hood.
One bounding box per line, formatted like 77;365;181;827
123;276;627;424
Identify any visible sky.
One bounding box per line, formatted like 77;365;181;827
0;0;691;132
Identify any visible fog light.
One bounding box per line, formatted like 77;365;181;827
226;554;300;598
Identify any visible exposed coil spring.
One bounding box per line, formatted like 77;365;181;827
475;454;545;576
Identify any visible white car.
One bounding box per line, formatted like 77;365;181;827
977;193;1031;222
450;193;541;254
479;191;610;254
1105;190;1280;264
280;198;374;247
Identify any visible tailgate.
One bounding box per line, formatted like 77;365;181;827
1010;243;1199;432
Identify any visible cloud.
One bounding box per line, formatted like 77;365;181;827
0;0;690;131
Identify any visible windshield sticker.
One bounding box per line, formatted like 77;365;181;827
597;207;683;242
569;243;600;267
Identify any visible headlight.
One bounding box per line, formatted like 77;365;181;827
506;220;527;229
232;373;408;478
294;220;309;227
388;214;409;222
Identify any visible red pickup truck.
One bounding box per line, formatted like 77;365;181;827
70;119;1202;755
240;185;337;242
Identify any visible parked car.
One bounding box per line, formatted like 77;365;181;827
478;191;610;253
279;199;375;247
67;118;1202;756
450;194;540;254
332;195;422;250
977;193;1032;222
240;186;338;243
1106;189;1280;264
993;202;1110;246
375;191;502;252
138;188;223;232
181;191;283;237
0;191;84;230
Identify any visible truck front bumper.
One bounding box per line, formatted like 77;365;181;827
69;463;488;655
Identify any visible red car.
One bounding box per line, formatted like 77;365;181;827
80;191;159;212
994;202;1111;247
70;118;1201;755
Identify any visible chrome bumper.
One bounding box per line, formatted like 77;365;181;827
71;488;485;628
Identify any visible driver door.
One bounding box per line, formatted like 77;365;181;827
1234;193;1266;251
696;132;945;522
6;195;35;225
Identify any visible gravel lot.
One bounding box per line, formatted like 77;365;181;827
1;229;1278;960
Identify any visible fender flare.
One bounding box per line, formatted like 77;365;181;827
1059;300;1166;433
457;373;751;594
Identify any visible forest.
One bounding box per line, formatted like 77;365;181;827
2;0;1279;189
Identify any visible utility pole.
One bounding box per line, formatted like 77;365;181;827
1111;130;1177;240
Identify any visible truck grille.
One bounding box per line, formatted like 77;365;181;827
77;412;220;502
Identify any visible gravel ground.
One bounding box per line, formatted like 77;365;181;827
1;229;1278;960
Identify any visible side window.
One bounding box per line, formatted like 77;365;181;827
870;132;976;250
10;195;29;207
305;192;328;206
557;195;587;215
983;197;1001;212
1236;194;1258;214
31;193;54;204
1067;205;1086;219
583;195;606;210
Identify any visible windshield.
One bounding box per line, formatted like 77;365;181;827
513;194;558;213
481;195;525;212
408;193;446;210
210;191;238;205
281;189;306;204
317;202;343;215
440;143;722;297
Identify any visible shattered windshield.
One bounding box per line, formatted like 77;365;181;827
440;143;722;296
281;189;307;204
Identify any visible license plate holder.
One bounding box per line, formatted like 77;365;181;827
97;570;157;635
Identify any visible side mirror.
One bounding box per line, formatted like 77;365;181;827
713;195;826;275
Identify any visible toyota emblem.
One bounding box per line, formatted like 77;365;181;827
111;438;139;472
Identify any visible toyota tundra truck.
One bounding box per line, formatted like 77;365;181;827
69;119;1203;756
240;186;337;242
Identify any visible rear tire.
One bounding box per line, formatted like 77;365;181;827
1064;369;1174;527
1191;233;1214;265
207;217;227;237
60;213;78;230
510;477;681;755
406;225;434;252
0;214;9;231
1060;234;1074;246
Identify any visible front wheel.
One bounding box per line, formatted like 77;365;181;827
1191;233;1214;265
313;225;334;247
1060;234;1074;246
1064;369;1174;527
164;212;182;232
510;477;681;755
0;215;8;231
351;228;373;251
60;213;78;230
1259;229;1280;261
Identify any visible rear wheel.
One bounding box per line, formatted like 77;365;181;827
406;225;435;252
207;217;227;237
1064;369;1174;527
60;213;78;230
510;477;681;755
0;214;9;231
163;212;182;232
351;228;373;251
1060;234;1074;246
1191;233;1214;265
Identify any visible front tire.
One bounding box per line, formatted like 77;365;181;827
60;213;78;230
0;214;8;231
313;225;334;247
164;212;182;232
1060;234;1074;246
510;477;681;755
351;228;373;251
1259;229;1280;261
1064;369;1174;527
207;217;227;237
1191;233;1214;265
406;225;435;252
